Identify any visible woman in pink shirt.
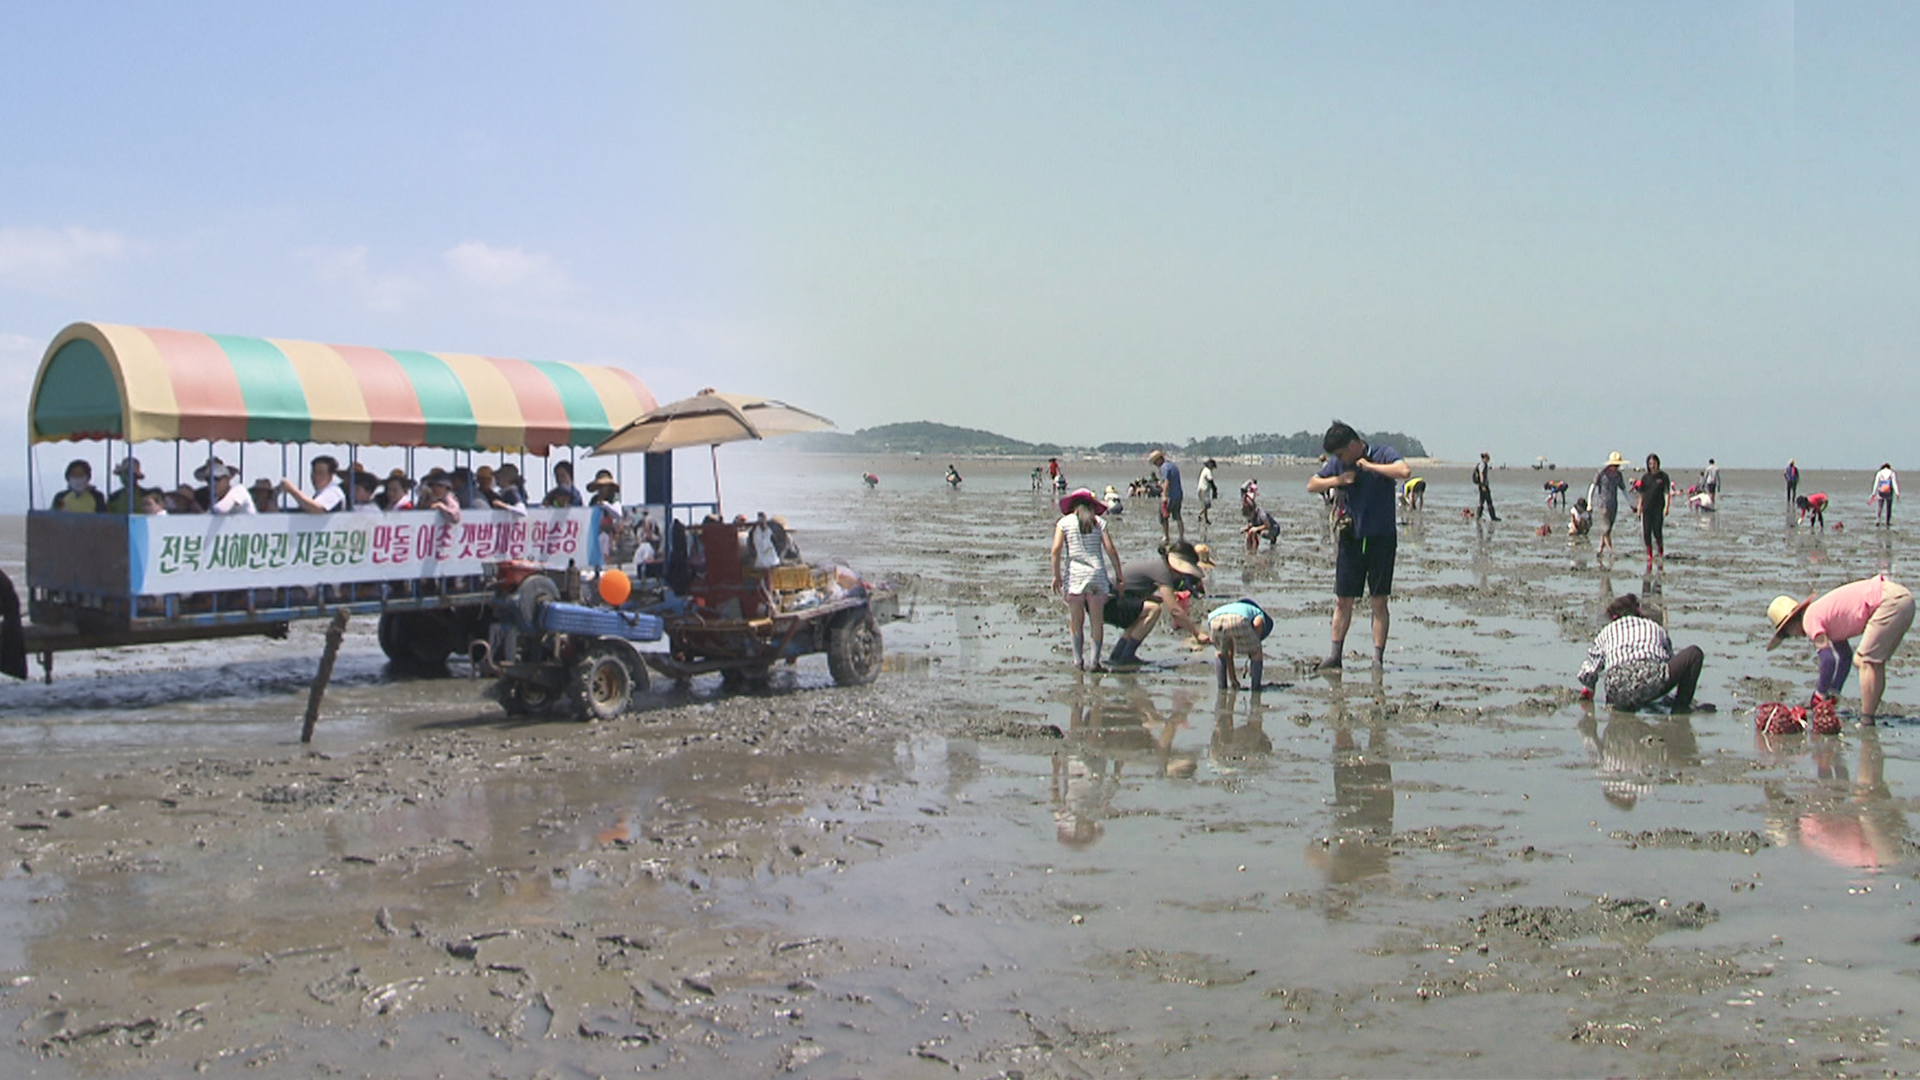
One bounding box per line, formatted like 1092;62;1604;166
1768;575;1917;722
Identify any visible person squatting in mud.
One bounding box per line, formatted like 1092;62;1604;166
1102;541;1211;668
1575;593;1711;713
1207;597;1276;691
1307;420;1410;670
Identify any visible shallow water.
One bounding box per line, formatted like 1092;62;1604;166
1;456;1917;1077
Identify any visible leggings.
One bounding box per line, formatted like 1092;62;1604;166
1642;510;1665;554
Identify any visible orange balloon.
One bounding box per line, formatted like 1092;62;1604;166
598;569;631;606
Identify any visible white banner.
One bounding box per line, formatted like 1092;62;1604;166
128;508;604;595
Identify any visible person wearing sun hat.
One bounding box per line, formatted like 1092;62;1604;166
1768;574;1916;724
1102;540;1211;668
1588;451;1631;559
1050;487;1125;671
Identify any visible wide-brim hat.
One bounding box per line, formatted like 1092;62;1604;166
1059;488;1104;515
1166;551;1205;580
116;458;145;480
1191;543;1216;569
1766;594;1814;650
1603;451;1630;469
249;478;273;492
586;469;619;491
192;458;233;482
423;470;453;489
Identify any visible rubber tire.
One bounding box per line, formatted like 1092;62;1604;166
502;679;558;717
827;614;883;686
570;646;635;721
380;611;456;670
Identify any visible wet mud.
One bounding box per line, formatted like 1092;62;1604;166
2;460;1919;1077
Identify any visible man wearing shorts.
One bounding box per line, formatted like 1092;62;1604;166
1149;450;1185;545
1307;420;1410;670
1769;575;1917;724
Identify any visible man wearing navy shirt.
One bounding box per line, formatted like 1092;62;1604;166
1306;421;1411;670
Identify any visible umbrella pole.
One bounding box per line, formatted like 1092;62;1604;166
710;444;722;517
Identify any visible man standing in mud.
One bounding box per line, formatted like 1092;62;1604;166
1150;449;1184;545
1307;421;1411;670
1472;451;1499;521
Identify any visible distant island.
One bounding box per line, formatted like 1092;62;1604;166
790;421;1429;460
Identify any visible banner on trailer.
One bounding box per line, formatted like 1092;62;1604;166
127;508;604;595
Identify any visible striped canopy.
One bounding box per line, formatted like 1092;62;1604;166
30;322;657;454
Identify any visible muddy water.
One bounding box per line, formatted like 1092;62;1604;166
1;459;1918;1078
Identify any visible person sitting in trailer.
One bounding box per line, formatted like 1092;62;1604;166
51;459;105;512
138;491;168;516
544;461;584;507
280;455;345;514
489;463;529;516
165;484;204;514
249;477;279;513
419;470;462;523
380;469;414;511
105;457;162;514
207;463;255;515
586;470;625;562
350;470;382;513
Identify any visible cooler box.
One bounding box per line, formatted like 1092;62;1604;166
538;602;664;642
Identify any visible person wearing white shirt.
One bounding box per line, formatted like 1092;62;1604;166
280;455;346;514
207;464;256;515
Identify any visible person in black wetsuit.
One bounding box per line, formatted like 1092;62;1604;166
1637;453;1673;567
1472;452;1499;521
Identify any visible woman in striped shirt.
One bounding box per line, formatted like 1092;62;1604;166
1050;488;1126;671
1577;594;1708;712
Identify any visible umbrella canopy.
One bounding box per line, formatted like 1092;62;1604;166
590;389;834;515
591;389;833;455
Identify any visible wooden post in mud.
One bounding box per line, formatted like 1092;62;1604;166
301;610;351;744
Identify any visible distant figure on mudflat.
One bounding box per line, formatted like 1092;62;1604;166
863;472;880;490
945;464;963;488
1871;463;1898;527
1785;459;1800;505
1588;452;1630;560
1636;454;1673;568
1401;476;1426;511
1797;492;1829;528
1472;452;1499;521
1149;449;1185;545
1197;458;1218;525
1569;497;1592;537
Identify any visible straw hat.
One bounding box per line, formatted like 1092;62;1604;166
1603;451;1630;469
586;469;619;492
1192;542;1216;569
1059;487;1104;515
192;458;233;482
1766;594;1814;650
1166;542;1206;581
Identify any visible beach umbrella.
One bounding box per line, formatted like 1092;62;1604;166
590;388;834;514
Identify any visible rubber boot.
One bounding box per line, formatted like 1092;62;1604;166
1215;655;1230;689
1072;630;1086;670
1248;655;1264;690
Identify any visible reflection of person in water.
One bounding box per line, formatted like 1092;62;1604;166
1051;746;1118;849
1772;726;1908;870
1053;685;1201;845
1306;675;1394;884
1577;698;1701;810
1209;685;1273;775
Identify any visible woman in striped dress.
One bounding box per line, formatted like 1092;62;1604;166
1050;488;1125;671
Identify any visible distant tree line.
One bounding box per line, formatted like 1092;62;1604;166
793;421;1426;459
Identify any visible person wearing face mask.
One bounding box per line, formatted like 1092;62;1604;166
1050;488;1126;671
51;459;105;512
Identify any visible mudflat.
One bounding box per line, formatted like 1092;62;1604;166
1;458;1916;1078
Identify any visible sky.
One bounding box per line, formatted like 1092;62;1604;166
1;0;1916;501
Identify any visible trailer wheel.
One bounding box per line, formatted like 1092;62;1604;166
502;679;558;716
570;644;637;721
380;611;457;670
827;614;883;686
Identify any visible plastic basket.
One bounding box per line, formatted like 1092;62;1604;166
768;565;811;592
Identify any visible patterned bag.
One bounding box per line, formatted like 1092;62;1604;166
1808;694;1842;736
1755;702;1806;735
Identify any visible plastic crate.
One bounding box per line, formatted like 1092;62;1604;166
538;602;663;642
768;565;811;592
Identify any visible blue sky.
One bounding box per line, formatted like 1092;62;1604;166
1;0;1915;498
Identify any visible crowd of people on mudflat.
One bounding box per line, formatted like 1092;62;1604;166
1038;422;1913;728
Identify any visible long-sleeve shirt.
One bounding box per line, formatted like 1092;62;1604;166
1578;615;1673;705
1874;468;1900;499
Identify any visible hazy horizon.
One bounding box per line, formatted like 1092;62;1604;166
4;1;1917;505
